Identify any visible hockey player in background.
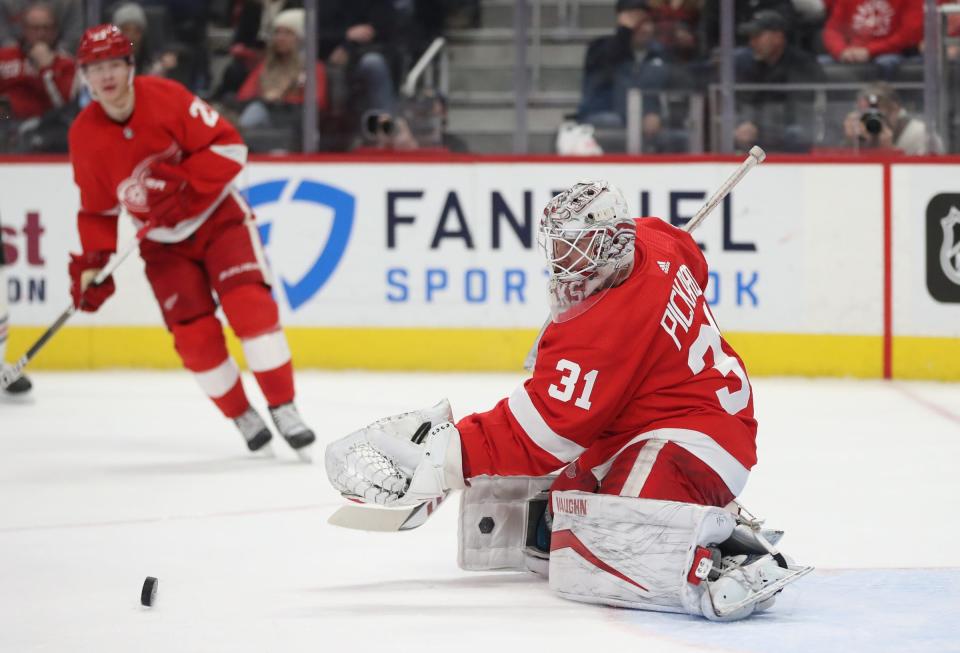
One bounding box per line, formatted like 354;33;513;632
67;24;315;455
0;212;33;398
326;180;810;620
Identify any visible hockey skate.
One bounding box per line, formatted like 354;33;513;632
1;366;32;401
269;402;315;460
702;552;812;621
234;407;273;453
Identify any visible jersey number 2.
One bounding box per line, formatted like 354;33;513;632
687;306;750;415
189;97;220;127
548;359;598;410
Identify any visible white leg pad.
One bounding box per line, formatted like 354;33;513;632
458;475;556;572
548;491;736;616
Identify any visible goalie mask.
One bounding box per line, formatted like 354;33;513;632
538;180;635;322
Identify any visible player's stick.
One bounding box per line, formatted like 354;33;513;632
0;222;153;390
522;146;767;370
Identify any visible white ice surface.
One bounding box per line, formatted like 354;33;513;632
1;372;959;652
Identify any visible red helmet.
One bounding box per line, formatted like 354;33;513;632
76;24;133;66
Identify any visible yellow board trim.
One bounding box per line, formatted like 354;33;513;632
892;336;960;381
4;327;958;380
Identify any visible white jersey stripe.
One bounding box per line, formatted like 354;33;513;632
593;428;750;497
242;330;291;372
194;357;240;398
618;438;666;497
210;144;249;167
507;384;586;463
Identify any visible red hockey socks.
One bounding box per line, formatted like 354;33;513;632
171;314;250;418
221;285;295;407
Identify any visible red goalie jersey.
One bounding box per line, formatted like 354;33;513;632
456;218;757;498
68;76;247;252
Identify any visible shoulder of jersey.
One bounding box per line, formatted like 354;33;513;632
633;217;686;278
137;75;191;100
69;101;103;141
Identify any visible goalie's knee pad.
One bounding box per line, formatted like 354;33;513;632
548;492;736;616
457;475;556;573
547;492;813;620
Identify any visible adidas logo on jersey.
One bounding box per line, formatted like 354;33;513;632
657;261;671;274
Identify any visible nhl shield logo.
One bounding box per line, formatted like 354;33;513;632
940;207;960;286
926;194;960;302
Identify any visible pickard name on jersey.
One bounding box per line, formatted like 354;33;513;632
456;218;758;496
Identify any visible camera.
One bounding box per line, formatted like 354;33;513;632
860;94;884;135
363;111;394;139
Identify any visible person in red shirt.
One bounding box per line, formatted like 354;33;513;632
822;0;923;76
0;2;75;120
68;24;315;456
235;9;327;130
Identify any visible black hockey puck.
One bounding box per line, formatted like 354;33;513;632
141;576;158;607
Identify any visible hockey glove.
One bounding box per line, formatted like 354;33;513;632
325;399;466;506
144;162;192;227
69;250;115;312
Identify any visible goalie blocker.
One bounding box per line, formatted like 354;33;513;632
458;477;812;621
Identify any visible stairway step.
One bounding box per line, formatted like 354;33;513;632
447;106;572;132
479;1;616;30
447;65;583;94
449;131;557;154
447;40;588;66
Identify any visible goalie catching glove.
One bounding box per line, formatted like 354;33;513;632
325;399;466;506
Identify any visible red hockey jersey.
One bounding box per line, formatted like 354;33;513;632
68;76;248;253
823;0;923;59
0;45;75;119
456;218;757;497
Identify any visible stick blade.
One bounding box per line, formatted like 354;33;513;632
327;493;449;532
327;503;423;532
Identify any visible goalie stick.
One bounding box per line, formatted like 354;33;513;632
0;221;153;390
327;491;449;532
523;146;767;370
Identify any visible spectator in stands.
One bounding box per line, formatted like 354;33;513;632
215;0;302;99
0;0;81;52
236;8;326;132
137;0;211;91
112;2;179;79
733;9;825;152
0;2;75;150
358;89;467;152
822;0;923;79
925;0;960;61
842;82;943;155
316;0;398;139
576;0;679;151
701;0;797;50
646;0;702;62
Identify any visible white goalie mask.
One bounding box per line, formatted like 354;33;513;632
538;180;635;322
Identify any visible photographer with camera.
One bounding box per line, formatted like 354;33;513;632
842;82;943;156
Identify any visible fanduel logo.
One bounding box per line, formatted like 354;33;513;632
241;179;355;310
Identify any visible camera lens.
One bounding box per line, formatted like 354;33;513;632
861;109;883;135
363;112;380;138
